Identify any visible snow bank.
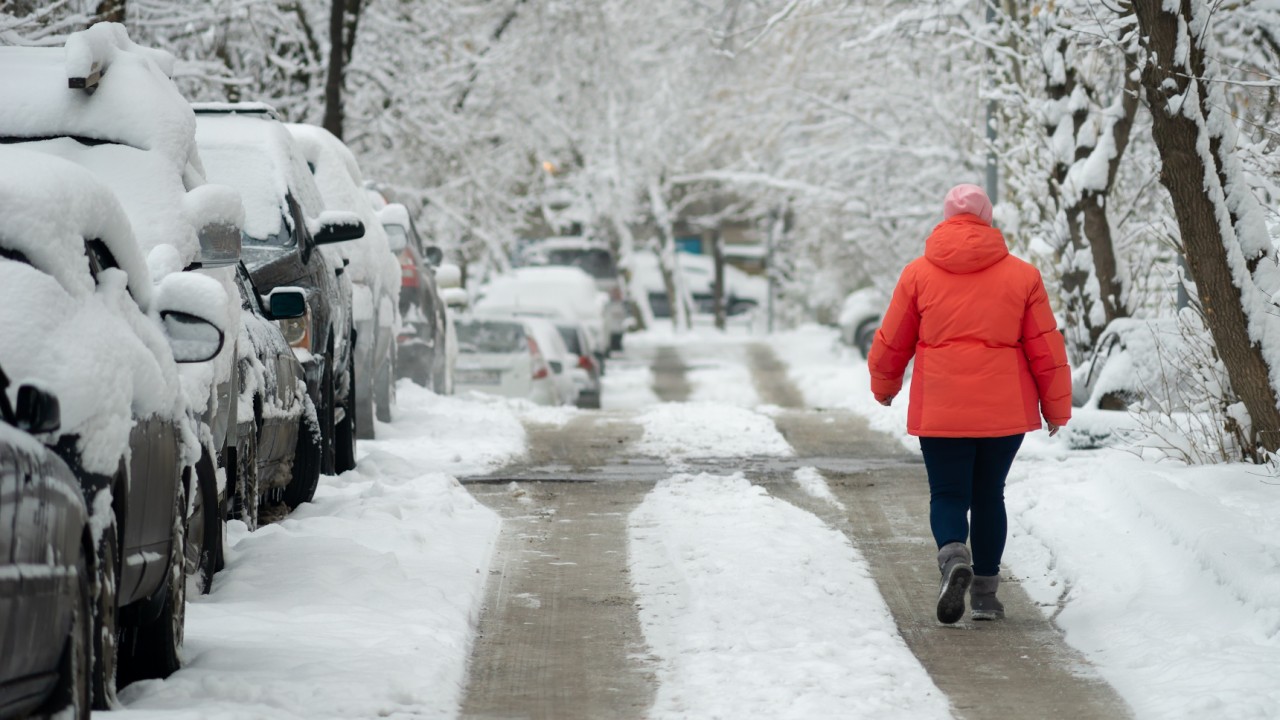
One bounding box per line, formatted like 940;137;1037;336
687;355;762;407
629;472;951;719
601;359;660;410
115;460;500;719
364;381;527;477
634;402;793;461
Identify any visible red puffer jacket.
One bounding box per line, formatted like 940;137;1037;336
867;214;1071;437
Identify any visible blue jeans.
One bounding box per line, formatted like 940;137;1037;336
918;434;1024;577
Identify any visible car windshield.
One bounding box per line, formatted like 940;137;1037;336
557;325;583;355
383;223;408;252
457;320;526;353
522;247;617;280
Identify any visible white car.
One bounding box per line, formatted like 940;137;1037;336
474;266;609;352
514;237;628;351
454;316;562;406
523;316;580;407
286;123;402;434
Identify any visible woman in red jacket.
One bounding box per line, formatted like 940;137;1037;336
868;184;1071;624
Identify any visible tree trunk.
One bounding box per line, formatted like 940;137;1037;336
712;228;726;330
322;0;364;139
94;0;125;23
1133;0;1280;458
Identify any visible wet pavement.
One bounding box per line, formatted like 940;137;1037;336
458;340;1130;720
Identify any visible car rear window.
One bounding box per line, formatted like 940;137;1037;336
521;247;617;280
457;320;526;353
557;325;582;355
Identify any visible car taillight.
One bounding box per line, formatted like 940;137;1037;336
400;250;419;287
528;336;549;379
578;354;594;371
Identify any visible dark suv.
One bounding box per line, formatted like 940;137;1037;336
194;107;363;490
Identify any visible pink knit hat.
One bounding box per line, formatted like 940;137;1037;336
943;184;993;225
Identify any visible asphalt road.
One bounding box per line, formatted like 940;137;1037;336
458;341;1130;720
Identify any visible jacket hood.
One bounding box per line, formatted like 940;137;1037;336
924;215;1009;274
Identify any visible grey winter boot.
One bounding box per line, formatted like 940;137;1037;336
936;542;973;624
970;575;1004;621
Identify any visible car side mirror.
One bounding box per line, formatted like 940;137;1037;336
161;311;226;363
313;211;365;244
436;263;462;290
266;287;307;320
14;384;60;434
424;246;444;267
195;221;242;268
441;287;469;309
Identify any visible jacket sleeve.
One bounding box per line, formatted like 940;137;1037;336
867;266;920;399
1021;271;1072;425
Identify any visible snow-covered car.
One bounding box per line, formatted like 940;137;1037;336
0;146;228;703
193;106;363;485
557;322;603;409
474;266;609;354
524;316;580;407
454;317;562;405
228;264;312;527
286;123;403;433
837;287;886;359
0;366;92;720
629;251;766;324
514;237;628;351
379;203;451;393
0;24;247;607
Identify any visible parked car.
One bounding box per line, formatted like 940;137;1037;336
524;317;580;407
630;251;765;324
838;287;886;359
228;263;312;528
454;316;561;405
557;322;603;409
286;123;403;433
474;266;609;357
514;237;628;351
0;145;228;704
379;203;451;393
0;366;92;720
0;25;246;609
193;106;363;485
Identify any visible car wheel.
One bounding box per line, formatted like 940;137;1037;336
283;407;323;510
610;332;624;353
318;354;336;476
118;480;186;683
355;358;375;441
185;450;223;595
90;507;119;710
230;422;260;532
335;354;359;472
38;549;91;719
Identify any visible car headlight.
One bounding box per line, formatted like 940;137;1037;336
278;306;313;351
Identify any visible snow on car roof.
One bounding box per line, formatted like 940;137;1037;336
0;145;151;305
285;123;400;295
0;24;198;177
521;236;610;251
196;114;327;241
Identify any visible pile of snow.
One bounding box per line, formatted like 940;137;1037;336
687;356;762;407
601;360;659;411
634;402;792;461
364;381;527;476
115;460;500;719
629;472;950;719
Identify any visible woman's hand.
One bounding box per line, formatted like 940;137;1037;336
1046;422;1061;437
876;394;895;407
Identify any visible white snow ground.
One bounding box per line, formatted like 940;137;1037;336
772;324;1280;719
630;471;951;720
107;384;513;719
